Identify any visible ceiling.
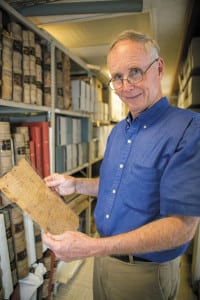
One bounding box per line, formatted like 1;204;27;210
5;0;194;102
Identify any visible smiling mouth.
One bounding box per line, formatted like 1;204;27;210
125;92;142;99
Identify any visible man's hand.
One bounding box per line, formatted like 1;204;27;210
44;173;76;196
42;231;96;261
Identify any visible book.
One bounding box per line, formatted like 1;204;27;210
0;205;18;286
0;158;79;235
0;213;13;299
9;205;29;280
29;140;36;170
43;249;55;300
28;126;43;177
23;212;36;267
33;224;43;261
37;122;50;177
55;145;66;173
22;121;50;177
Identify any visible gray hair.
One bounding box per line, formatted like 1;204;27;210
108;29;160;58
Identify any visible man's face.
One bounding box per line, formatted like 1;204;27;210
108;40;164;118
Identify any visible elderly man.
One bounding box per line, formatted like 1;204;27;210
43;30;200;300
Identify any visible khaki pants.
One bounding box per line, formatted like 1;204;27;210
93;256;181;300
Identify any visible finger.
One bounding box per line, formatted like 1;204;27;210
44;231;66;241
44;173;61;184
44;175;54;183
42;232;53;247
46;181;60;188
50;232;67;241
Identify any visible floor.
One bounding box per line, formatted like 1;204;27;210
53;254;198;300
53;257;93;300
178;254;198;300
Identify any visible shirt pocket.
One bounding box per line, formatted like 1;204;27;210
123;164;161;214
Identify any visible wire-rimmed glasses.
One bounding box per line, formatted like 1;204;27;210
108;58;159;90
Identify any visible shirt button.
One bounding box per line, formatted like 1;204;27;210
112;189;116;194
127;139;132;144
143;125;147;129
119;164;124;168
105;214;110;219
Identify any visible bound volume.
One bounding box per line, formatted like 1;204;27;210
0;158;79;234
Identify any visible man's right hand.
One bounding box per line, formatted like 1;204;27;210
44;173;76;196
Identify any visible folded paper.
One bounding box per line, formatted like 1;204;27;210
0;159;79;234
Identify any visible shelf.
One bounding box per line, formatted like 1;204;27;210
0;99;50;114
55;108;90;118
91;157;103;165
0;1;111;298
71;199;89;216
92;120;110;126
65;163;90;176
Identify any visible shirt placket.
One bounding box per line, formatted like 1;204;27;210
102;120;140;234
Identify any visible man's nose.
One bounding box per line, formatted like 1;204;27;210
122;78;134;89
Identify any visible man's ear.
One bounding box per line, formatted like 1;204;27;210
158;58;164;77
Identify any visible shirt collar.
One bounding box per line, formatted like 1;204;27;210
126;97;170;128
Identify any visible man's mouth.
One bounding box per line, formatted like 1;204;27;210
125;92;142;100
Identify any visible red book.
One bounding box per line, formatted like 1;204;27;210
29;126;43;177
29;140;36;170
39;122;50;177
22;122;50;178
10;283;20;300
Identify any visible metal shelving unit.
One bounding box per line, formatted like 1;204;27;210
0;1;106;297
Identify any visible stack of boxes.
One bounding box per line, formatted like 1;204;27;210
55;116;90;172
92;77;109;122
71;76;109;120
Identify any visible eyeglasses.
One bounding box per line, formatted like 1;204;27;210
108;58;159;90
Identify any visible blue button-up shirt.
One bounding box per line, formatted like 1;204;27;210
94;97;200;263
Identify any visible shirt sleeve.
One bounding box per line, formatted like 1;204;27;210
160;115;200;216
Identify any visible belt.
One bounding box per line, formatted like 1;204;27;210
111;254;151;263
